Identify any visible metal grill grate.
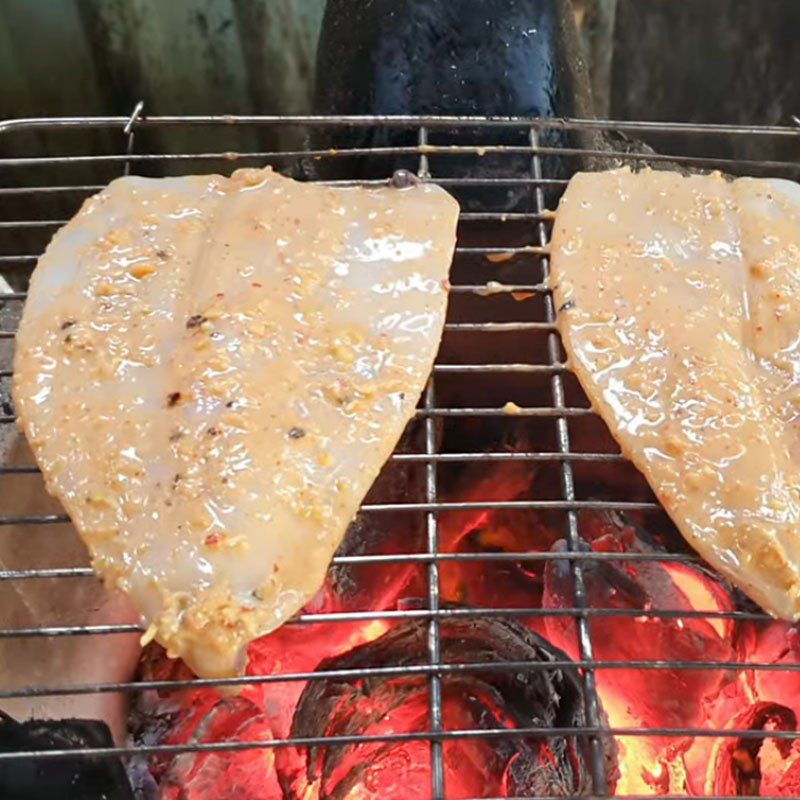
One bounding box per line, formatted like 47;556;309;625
2;110;800;800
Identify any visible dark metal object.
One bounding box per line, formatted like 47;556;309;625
1;111;800;799
312;0;600;211
0;712;133;800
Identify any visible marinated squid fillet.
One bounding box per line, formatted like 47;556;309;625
13;168;459;678
552;168;800;620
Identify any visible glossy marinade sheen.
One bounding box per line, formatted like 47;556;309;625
13;168;459;678
552;168;800;620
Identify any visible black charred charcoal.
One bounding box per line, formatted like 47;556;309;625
436;417;540;501
311;0;602;211
0;712;133;800
277;616;618;797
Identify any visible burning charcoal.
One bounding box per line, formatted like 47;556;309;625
152;696;280;800
776;759;800;797
437;412;543;502
328;513;426;616
680;620;800;795
137;574;399;778
709;702;799;796
0;712;133;800
579;507;687;556
741;622;800;717
436;442;551;631
438;506;557;626
277;617;619;798
543;510;737;791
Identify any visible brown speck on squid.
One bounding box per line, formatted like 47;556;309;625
186;314;207;329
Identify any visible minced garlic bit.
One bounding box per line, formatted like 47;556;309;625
330;342;355;363
485;251;515;263
86;491;114;508
94;282;115;297
476;280;510;296
139;622;158;647
129;262;156;279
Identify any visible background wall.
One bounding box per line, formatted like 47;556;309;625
0;0;798;159
1;1;798;128
0;0;324;119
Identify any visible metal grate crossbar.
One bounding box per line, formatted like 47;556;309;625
1;110;800;800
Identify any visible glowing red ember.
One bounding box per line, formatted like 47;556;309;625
276;617;617;799
133;464;800;799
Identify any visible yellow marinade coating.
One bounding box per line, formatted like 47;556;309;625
13;167;459;677
552;168;800;619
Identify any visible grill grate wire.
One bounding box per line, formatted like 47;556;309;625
530;124;607;794
1;109;800;798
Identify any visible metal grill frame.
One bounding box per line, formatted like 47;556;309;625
2;108;800;800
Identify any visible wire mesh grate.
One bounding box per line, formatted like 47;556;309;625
2;110;800;798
